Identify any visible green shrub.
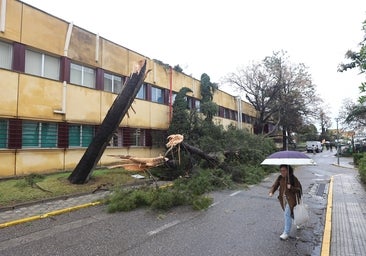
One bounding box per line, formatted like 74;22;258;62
192;196;213;210
353;153;365;167
150;189;177;210
13;174;46;189
107;188;152;213
244;165;265;184
358;155;366;184
106;168;233;212
187;172;214;195
230;164;268;184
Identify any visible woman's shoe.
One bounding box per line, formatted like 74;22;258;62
280;233;289;240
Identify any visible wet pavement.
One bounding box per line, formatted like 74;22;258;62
0;158;365;256
329;163;366;256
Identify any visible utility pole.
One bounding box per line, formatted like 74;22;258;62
336;118;340;165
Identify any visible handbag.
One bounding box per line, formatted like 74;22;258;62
293;194;309;226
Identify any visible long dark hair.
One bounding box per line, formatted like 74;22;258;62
279;164;294;185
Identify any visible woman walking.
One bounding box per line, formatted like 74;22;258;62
269;164;302;240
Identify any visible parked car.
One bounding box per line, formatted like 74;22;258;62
306;141;323;153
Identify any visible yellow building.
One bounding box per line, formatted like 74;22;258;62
0;0;257;178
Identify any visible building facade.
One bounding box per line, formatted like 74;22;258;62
0;0;257;178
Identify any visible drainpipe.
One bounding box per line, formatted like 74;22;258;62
169;66;173;122
0;0;6;32
95;33;99;62
64;22;73;56
236;96;242;129
54;81;67;114
54;22;73;115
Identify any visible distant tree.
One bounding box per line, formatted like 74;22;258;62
338;19;366;125
338;19;366;87
319;108;332;136
200;73;218;122
297;124;318;141
341;99;366;128
225;51;319;150
224;61;281;134
263;51;319;149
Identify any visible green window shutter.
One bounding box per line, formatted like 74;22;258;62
22;121;39;147
81;125;93;147
41;123;57;148
0;119;8;148
69;125;81;147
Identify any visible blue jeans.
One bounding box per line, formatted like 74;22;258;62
284;204;292;234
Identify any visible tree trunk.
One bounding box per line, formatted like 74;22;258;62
282;128;287;151
181;142;231;173
68;60;148;184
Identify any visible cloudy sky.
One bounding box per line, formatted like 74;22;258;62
22;0;366;128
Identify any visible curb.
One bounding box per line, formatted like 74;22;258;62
321;176;333;256
0;201;101;229
0;179;154;213
0;191;101;213
331;163;355;169
0;181;174;229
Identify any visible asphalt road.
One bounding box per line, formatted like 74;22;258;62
0;151;341;256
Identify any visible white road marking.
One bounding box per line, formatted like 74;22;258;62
230;191;241;197
147;220;181;236
209;202;220;208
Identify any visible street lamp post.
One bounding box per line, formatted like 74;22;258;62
336;118;340;165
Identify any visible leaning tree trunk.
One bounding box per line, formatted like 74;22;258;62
181;142;231;173
68;60;148;184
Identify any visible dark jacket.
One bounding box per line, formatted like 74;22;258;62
269;175;302;216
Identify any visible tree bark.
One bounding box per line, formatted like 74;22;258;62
68;60;148;184
181;142;231;173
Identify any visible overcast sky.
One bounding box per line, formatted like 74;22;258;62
22;0;366;128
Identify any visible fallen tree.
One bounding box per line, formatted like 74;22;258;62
68;60;149;184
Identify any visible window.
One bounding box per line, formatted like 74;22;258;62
68;124;94;147
136;83;147;100
150;129;166;148
22;121;58;148
169;93;177;105
194;99;201;112
25;49;60;80
70;63;95;88
186;97;193;109
0;119;8;148
107;128;122;147
0;41;12;69
224;108;230;119
151;86;164;103
131;128;145;146
232;110;238;121
104;73;123;94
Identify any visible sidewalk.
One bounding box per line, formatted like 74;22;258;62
0;180;170;228
0;191;110;228
325;159;366;256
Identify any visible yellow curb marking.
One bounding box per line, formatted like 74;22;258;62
0;201;101;229
321;176;333;256
159;183;173;189
0;183;173;229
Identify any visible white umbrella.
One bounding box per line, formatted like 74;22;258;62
261;150;316;166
